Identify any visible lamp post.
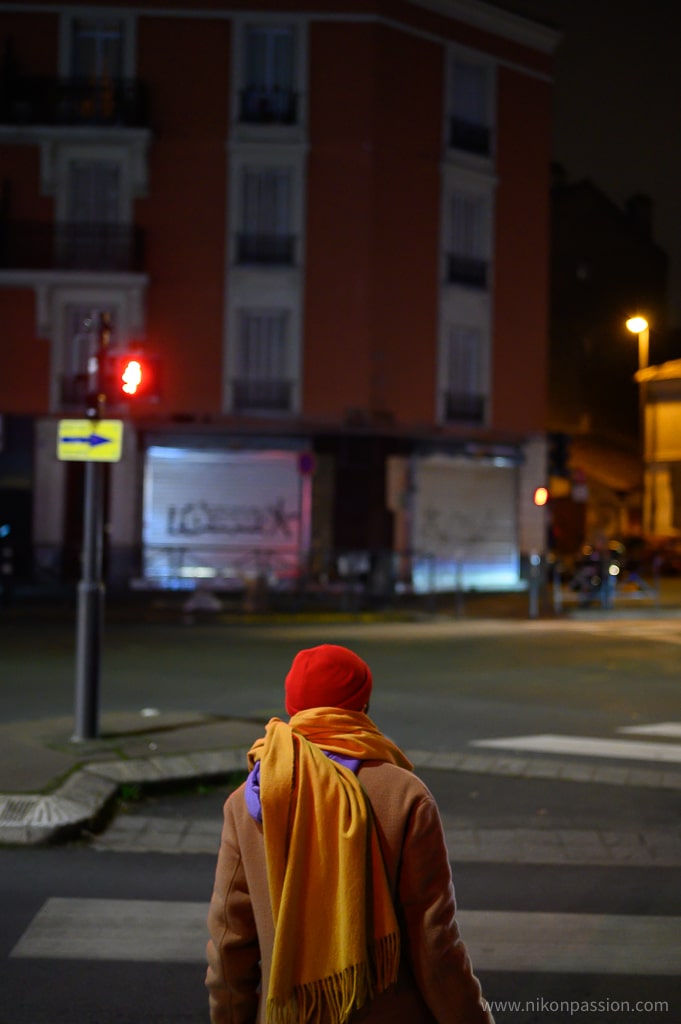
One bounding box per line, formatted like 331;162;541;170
626;315;649;374
626;315;650;533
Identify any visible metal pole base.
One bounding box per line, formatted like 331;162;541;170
73;580;105;741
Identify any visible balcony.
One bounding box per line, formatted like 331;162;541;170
443;390;486;424
446;254;488;289
0;221;145;273
239;86;297;125
236;233;295;265
0;75;149;128
233;379;292;414
448;116;491;157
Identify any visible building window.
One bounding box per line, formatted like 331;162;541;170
449;58;491;156
66;17;126;124
70;17;125;79
55;159;133;270
234;310;291;412
68;160;121;223
447;193;488;288
238;168;294;264
240;26;297;124
52;11;143;126
444;325;485;423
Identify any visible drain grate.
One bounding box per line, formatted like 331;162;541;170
0;796;39;826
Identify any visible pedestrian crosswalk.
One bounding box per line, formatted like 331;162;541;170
10;897;681;976
471;720;681;766
7;720;680;1002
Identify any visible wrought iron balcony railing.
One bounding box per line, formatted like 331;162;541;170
233;379;292;413
446;253;488;289
0;221;145;273
443;390;486;424
449;116;491;156
0;75;149;128
236;233;295;265
239;86;297;125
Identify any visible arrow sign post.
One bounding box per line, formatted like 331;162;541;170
57;420;124;737
57;316;124;740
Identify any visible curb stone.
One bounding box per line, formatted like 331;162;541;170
0;748;251;846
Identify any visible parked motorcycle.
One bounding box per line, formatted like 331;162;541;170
569;541;623;607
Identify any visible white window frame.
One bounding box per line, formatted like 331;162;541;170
237;165;295;265
229;146;305;267
441;164;495;289
224;278;302;415
231;307;292;414
59;10;137;79
450;191;485;258
438;317;490;426
66;157;123;224
447;324;482;394
242;167;291;236
231;12;308;143
444;47;496;167
238;308;289;376
437;164;495;425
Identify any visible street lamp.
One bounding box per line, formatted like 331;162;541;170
625;315;651;533
626;315;649;372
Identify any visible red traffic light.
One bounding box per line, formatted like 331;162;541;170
121;358;143;395
533;486;549;507
102;351;160;402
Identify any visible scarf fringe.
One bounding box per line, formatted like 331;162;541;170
266;932;400;1024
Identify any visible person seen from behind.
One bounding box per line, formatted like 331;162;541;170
206;643;495;1023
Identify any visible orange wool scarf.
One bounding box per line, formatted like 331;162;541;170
247;708;414;1024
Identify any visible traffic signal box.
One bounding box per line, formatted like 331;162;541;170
101;351;161;404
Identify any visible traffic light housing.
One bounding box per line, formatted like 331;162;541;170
548;432;570;477
101;350;161;403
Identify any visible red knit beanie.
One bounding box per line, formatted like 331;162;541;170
285;644;373;715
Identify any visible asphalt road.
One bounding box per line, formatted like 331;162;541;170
1;614;680;1022
1;815;677;1024
2;617;680;756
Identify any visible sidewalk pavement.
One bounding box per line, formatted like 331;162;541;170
5;572;681;625
2;705;681;851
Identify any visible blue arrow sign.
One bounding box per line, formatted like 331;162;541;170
61;433;112;447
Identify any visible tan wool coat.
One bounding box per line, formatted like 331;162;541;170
206;760;495;1024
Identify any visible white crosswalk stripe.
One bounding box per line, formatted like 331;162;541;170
565;619;681;645
472;720;681;767
471;733;681;764
619;722;681;738
10;897;681;975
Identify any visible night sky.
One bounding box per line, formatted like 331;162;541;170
492;0;681;337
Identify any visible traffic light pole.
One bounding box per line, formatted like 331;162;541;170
72;312;111;742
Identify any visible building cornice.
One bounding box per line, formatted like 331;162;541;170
409;0;560;54
0;2;560;55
